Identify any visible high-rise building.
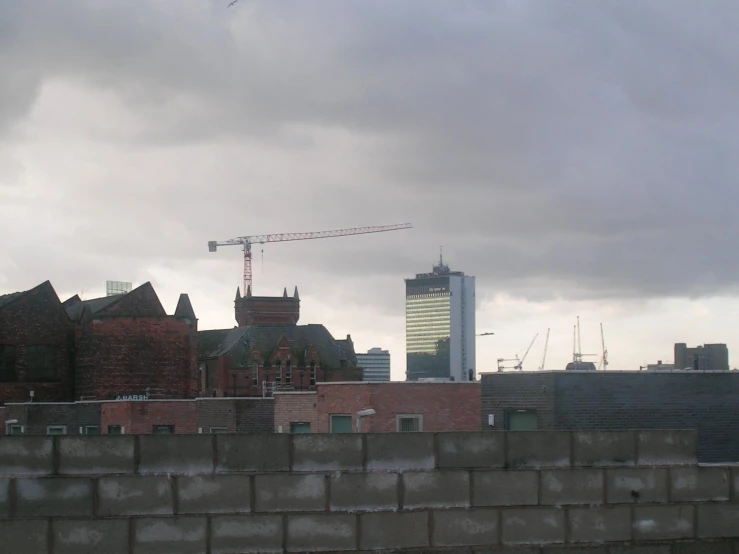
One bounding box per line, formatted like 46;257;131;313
674;343;729;371
405;254;475;382
356;348;391;382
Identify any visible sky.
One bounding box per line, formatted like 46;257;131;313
1;0;738;377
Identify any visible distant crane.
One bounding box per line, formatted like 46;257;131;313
599;323;609;370
208;223;412;293
497;333;538;372
514;333;538;370
538;328;550;370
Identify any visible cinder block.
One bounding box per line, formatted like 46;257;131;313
58;436;135;475
697;504;739;538
673;542;734;554
573;432;635;467
568;506;631;543
432;508;498;546
472;470;538;506
286;514;356;552
0;437;53;475
53;519;129;554
671;467;730;502
16;477;93;517
633;505;695;540
211;515;283;554
359;511;429;550
501;507;566;545
139;435;213;475
541;469;604;505
216;434;290;473
133;517;207;554
606;468;668;504
292;434;362;471
0;478;9;517
98;475;173;516
438;432;505;468
255;474;326;512
609;547;671;554
404;470;469;508
366;433;435;470
330;472;398;512
507;432;571;468
178;475;250;514
637;430;697;466
0;520;48;553
544;547;606;554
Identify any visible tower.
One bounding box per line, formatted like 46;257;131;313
405;252;475;381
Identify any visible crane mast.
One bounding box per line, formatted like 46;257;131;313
208;223;412;293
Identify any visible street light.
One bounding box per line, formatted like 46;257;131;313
4;419;19;435
356;408;376;432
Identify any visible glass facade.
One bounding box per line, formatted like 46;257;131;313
406;276;452;380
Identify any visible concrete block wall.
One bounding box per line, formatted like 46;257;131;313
1;430;738;553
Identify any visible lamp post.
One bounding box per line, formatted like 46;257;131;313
356;409;376;432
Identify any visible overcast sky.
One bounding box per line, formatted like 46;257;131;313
2;0;738;376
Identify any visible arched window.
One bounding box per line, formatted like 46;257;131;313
275;360;282;385
285;359;292;385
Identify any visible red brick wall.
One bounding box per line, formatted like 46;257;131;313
235;296;299;326
196;398;274;434
0;282;74;403
273;392;318;432
100;401;198;434
75;317;198;400
316;382;481;433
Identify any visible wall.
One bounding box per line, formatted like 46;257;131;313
5;403;101;435
481;371;739;462
1;430;738;553
101;400;199;434
0;281;74;403
196;397;274;434
274;392;319;433
316;382;481;433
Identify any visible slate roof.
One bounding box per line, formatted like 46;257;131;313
0;291;24;310
65;295;122;321
198;324;356;369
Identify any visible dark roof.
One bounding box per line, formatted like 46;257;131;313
198;324;355;369
174;294;197;320
65;295;121;321
0;291;24;309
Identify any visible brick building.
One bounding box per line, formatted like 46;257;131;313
273;382;481;434
0;281;76;403
198;286;362;397
481;370;739;462
2;397;274;435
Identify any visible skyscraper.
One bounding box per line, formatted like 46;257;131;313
357;348;391;381
405;254;476;382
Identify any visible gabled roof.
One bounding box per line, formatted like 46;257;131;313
175;294;197;320
64;282;166;321
65;295;121;321
0;291;24;310
197;324;355;369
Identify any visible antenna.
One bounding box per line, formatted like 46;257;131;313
439;245;443;266
577;316;582;361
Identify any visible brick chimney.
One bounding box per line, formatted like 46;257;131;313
235;285;300;327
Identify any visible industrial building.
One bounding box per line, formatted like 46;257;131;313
405;254;476;382
674;342;729;370
356;348;391;381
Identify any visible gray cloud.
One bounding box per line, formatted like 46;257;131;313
1;0;738;307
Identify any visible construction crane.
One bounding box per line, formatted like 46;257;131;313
208;223;412;293
599;323;609;370
514;333;538;370
538;328;550;370
497;333;538;372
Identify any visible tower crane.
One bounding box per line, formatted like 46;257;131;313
514;333;538;370
497;333;538;372
208;223;412;293
538;328;550;370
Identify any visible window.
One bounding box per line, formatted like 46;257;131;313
210;427;228;434
275;361;282;385
46;425;67;435
0;344;16;382
9;425;24;435
506;411;538;431
330;414;353;434
107;425;124;435
252;362;259;385
397;415;423;432
26;345;59;381
285;360;292;385
84;426;100;435
309;362;316;386
152;425;175;434
290;422;311;434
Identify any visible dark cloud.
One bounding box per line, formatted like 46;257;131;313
0;0;738;307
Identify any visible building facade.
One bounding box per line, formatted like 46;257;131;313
674;342;729;370
405;256;475;382
480;370;739;463
356;348;391;381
